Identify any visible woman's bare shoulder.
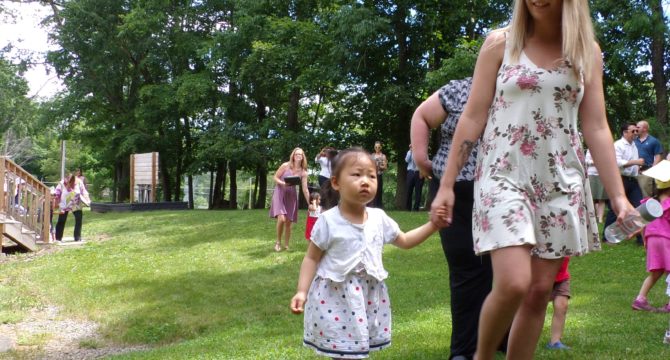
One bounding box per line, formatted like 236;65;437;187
482;30;506;56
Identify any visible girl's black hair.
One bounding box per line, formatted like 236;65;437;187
319;147;373;210
656;187;670;199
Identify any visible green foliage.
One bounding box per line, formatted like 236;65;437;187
591;0;669;137
6;0;665;207
425;39;481;91
0;58;31;133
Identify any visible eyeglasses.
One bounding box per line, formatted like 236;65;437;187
627;129;638;133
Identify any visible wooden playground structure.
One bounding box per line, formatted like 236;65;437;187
91;152;188;213
0;157;51;252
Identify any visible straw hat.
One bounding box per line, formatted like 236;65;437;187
642;160;670;190
657;178;670;190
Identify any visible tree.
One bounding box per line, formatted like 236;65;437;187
591;0;669;142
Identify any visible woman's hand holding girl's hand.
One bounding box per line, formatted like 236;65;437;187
290;292;306;314
430;186;454;228
430;205;448;228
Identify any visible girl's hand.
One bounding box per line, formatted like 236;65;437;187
431;205;448;226
290;292;307;314
431;186;454;227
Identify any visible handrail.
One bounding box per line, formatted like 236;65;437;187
0;157;51;244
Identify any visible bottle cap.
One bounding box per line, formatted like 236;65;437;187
637;198;663;222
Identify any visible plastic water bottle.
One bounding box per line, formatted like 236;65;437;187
604;198;663;243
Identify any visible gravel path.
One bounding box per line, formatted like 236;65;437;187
0;241;150;359
0;305;150;359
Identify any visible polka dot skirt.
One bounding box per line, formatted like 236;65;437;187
303;270;391;358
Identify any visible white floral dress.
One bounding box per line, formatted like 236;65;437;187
473;41;600;258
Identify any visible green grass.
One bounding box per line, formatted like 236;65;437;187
1;209;669;359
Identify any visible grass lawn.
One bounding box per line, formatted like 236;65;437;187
1;208;669;359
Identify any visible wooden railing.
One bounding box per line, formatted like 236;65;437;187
0;157;51;243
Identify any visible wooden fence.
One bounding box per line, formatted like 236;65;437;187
0;157;51;243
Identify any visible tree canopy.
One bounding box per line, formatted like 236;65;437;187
1;0;669;209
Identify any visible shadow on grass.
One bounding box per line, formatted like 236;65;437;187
86;233;453;358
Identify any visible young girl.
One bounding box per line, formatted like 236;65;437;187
632;173;670;312
430;1;636;358
290;148;443;359
305;192;321;241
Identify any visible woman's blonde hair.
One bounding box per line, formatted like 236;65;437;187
289;147;308;170
507;0;596;80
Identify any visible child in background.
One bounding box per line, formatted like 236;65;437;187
631;167;670;312
546;257;571;350
290;148;444;358
305;192;321;241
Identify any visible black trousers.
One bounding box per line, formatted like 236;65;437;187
55;210;83;241
604;176;643;244
405;170;424;211
372;173;384;208
429;178;494;359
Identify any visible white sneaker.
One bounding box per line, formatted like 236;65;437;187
664;330;670;345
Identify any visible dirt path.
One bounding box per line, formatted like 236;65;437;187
0;240;150;359
0;305;149;359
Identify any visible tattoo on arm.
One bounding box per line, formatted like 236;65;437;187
458;140;475;165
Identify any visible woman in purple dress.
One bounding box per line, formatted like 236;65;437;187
270;147;311;252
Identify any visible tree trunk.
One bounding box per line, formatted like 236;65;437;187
116;159;130;202
255;165;268;209
159;149;172;201
187;174;194;209
650;0;668;131
173;118;183;202
209;170;214;208
287;87;300;131
210;160;226;209
391;4;411;209
183;115;194;209
229;160;237;209
113;161;119;202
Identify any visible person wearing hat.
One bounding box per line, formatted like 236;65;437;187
631;160;670;312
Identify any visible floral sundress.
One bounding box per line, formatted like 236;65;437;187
473;40;600;258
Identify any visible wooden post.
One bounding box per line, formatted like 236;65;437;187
129;154;135;203
0;157;5;213
43;191;51;243
151;152;157;203
60;140;66;181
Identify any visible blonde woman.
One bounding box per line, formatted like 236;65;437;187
269;147;310;252
371;141;387;208
430;1;636;359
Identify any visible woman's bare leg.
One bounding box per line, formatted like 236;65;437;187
506;257;563;360
275;215;286;251
474;246;533;360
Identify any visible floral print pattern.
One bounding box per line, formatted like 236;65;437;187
473;41;600;259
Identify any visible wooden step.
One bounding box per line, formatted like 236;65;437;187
0;221;37;252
